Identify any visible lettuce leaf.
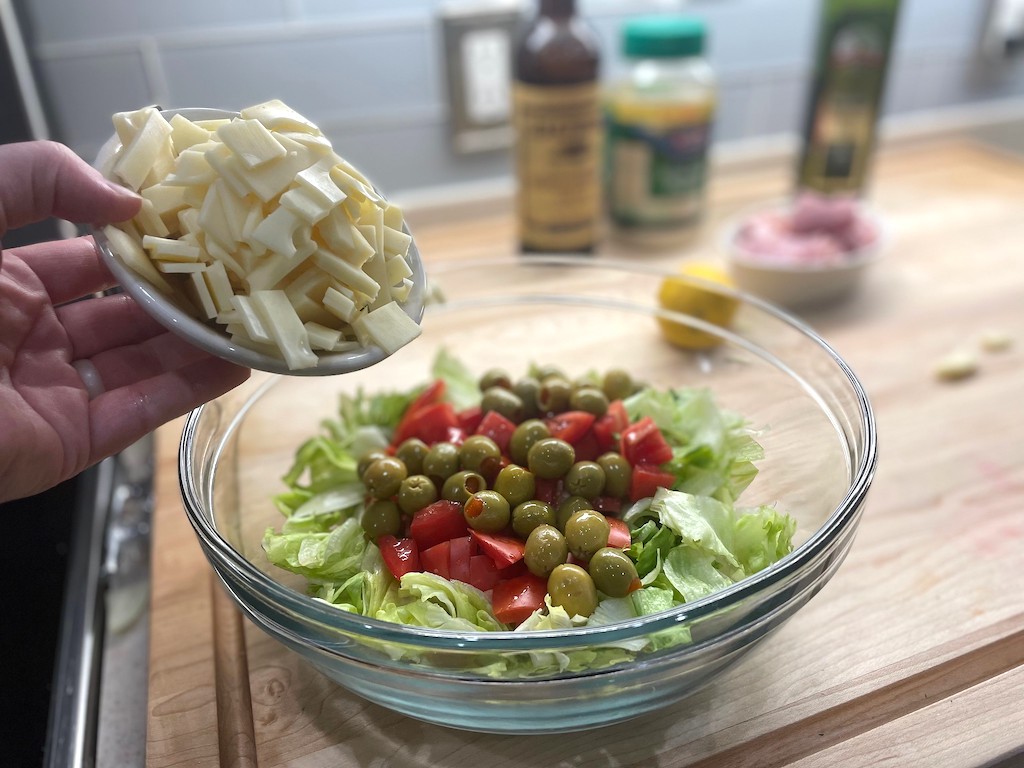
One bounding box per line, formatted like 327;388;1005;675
431;347;481;411
262;516;367;584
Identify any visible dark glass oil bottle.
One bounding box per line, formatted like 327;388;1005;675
797;0;901;196
513;0;601;252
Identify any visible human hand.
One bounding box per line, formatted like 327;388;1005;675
0;141;250;503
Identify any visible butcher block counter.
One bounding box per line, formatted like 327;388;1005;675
145;137;1024;768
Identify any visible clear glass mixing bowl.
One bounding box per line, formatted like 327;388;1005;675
179;257;876;734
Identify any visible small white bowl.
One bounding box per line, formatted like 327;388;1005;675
92;107;427;377
721;199;884;309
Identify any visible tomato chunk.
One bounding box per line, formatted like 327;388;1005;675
607;517;631;548
492;573;548;625
405;402;461;446
572;430;602;462
470;530;526;568
546;410;596;445
394;380;446;444
457;405;484;434
378;536;420;580
533;477;563;506
593;400;629;451
620;417;674;467
630;463;676;501
420;540;451;579
448;535;474;584
475;410;517;455
468;554;500;591
409;500;468;549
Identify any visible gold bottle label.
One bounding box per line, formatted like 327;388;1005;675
514;82;601;251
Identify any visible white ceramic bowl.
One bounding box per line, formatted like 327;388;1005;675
721;199;885;309
92;107;427;376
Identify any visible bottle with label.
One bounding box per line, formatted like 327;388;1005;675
604;16;716;247
513;0;601;253
797;0;901;195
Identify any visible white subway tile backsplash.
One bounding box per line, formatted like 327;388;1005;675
34;48;152;156
18;0;291;46
158;26;435;130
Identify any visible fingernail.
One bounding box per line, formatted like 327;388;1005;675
103;178;142;200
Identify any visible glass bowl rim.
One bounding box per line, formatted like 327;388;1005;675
179;256;877;652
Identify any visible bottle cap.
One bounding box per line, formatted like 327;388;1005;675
623;16;706;59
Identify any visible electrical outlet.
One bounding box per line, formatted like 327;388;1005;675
440;1;523;154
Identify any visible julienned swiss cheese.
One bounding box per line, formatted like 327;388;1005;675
100;100;421;371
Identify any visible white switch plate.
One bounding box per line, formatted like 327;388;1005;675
440;1;523;154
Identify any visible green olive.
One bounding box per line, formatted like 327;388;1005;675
464;490;511;533
458;434;501;474
537;376;572;414
597;453;632;499
547;564;599;618
512;500;556;538
527;437;575;480
479;367;512;391
509;419;550;466
564;509;610;561
356;449;388;480
532;364;567;382
524;524;569;577
556;495;592;530
361;499;402;541
492;464;536;508
569;386;609;417
397;474;438;515
588;547;640;597
394;438;429;475
481;386;524;422
564;461;606;499
513;376;542;419
441;470;487;504
602;368;634;401
363;456;407;498
423;441;459;482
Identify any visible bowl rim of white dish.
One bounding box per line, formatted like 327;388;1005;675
720;196;887;275
91;106;427;377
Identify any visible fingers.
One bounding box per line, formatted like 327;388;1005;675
10;236;117;305
87;330;214;392
0;141;141;237
56;292;166;359
88;356;250;463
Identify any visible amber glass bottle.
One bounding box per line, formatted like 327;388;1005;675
513;0;601;253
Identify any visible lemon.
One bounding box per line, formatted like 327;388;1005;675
657;262;739;349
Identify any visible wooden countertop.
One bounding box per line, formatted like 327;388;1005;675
145;137;1024;767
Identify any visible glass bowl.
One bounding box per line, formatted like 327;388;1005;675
179;257;876;734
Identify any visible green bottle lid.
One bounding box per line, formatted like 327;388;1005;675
623;16;706;59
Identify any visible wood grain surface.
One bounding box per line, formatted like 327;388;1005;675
146;138;1024;767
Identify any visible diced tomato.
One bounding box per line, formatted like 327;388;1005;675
492;573;548;625
409;500;468;549
468;554;500;591
397;401;460;446
545;410;596;444
533;477;563;506
572;430;602;462
629;463;676;502
496;559;527;581
607;516;631;549
592;495;622;515
393;380;446;444
592;400;629;451
620;417;674;467
378;536;420;580
475;410;517;455
470;530;526;568
448;535;474;583
446;425;467;446
566;553;589;568
420;540;451;579
457;405;484;434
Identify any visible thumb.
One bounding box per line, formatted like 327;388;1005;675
0;140;141;238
